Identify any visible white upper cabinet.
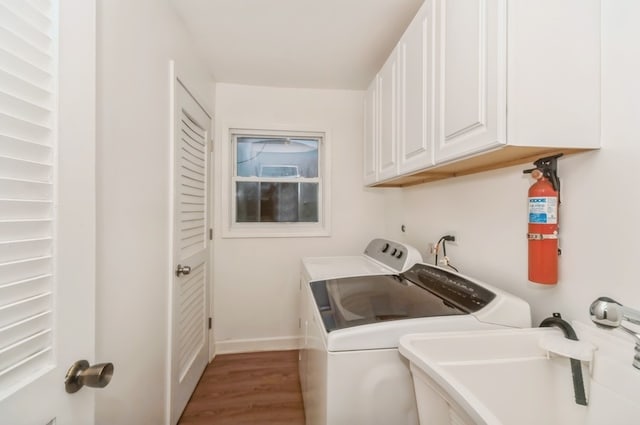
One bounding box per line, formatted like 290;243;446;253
398;0;435;174
503;0;600;150
434;0;600;164
365;0;601;187
433;0;504;163
377;50;399;181
363;78;378;185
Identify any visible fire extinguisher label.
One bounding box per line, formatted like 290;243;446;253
528;197;558;224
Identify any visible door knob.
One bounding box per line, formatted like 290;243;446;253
65;360;114;393
175;264;191;277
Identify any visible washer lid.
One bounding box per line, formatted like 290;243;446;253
311;263;498;333
311;274;465;333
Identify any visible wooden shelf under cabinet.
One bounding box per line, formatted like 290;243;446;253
372;146;595;188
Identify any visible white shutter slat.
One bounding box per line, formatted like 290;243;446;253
0;156;51;181
0;310;50;352
0;48;51;89
181;118;205;145
0;134;51;163
0;257;51;286
180;146;204;164
180;153;204;171
180;224;203;238
0;220;52;241
0;0;55;396
0;91;52;125
26;0;52;16
0;0;52;34
0;347;52;389
0;4;51;54
0;328;51;371
180;214;204;224
0;275;51;305
0;292;51;328
0;178;52;200
0;199;52;220
182;165;205;181
180;200;204;208
0;67;52;108
180;184;205;199
0;27;50;73
180;135;205;156
0;239;51;263
0;112;51;144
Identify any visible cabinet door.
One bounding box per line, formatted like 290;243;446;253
363;78;378;185
377;50;398;181
433;0;506;163
398;0;435;174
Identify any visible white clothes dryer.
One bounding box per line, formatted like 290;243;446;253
299;238;531;425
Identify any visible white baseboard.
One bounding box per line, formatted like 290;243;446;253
214;336;302;355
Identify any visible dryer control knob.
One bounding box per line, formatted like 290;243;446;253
381;243;390;253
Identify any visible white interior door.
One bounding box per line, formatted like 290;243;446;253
169;71;211;425
0;0;98;423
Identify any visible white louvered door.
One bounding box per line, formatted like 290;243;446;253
170;75;211;425
0;0;96;424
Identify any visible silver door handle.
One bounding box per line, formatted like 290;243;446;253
175;264;191;277
65;360;114;393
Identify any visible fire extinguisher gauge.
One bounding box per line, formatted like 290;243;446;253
530;169;543;180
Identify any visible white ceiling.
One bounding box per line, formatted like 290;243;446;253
169;0;424;90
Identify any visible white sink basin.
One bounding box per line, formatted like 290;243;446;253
399;322;640;425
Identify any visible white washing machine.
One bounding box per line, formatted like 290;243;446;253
299;238;531;425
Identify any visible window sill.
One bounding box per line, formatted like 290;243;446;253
222;223;330;239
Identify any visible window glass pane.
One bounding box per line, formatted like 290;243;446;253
235;182;319;223
236;182;259;222
299;183;319;222
236;137;319;178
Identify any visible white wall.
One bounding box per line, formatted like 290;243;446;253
90;2;640;422
396;0;640;326
95;0;213;423
213;83;393;353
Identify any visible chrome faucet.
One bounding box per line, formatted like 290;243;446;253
589;297;640;369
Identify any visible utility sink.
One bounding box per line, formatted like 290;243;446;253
399;322;640;425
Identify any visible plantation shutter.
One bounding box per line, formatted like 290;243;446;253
0;0;56;395
177;108;207;377
178;110;207;259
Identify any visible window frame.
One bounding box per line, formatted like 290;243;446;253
221;127;331;238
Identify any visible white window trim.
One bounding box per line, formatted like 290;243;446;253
221;125;331;238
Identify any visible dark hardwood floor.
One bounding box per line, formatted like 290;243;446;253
178;350;306;425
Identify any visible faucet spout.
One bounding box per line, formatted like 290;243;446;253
539;313;588;406
590;297;640;369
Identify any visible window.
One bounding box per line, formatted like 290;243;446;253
225;129;330;237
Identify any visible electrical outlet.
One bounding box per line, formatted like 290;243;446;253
444;234;457;246
428;243;436;255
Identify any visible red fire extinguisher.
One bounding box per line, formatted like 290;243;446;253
523;154;562;284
